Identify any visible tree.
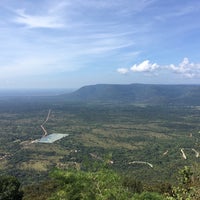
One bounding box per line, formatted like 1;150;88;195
0;175;23;200
166;166;195;200
122;176;143;194
132;192;166;200
49;169;131;200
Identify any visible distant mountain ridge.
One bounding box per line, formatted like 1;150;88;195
61;83;200;105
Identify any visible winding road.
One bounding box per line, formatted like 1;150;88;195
129;161;153;168
181;148;187;159
180;148;200;159
192;148;199;158
41;109;51;137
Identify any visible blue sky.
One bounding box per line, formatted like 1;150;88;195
0;0;200;88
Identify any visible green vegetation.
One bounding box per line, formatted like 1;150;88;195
49;168;131;200
0;86;200;199
0;175;23;200
22;164;200;199
1;101;200;185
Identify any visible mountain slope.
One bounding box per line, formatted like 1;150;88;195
61;84;200;105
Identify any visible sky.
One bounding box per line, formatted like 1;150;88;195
0;0;200;88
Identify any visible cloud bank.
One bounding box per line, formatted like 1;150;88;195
118;58;200;78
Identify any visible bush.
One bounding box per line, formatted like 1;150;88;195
0;175;23;200
132;192;166;200
49;169;131;200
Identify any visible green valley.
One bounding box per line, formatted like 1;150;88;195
0;84;200;199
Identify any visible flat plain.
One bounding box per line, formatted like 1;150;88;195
0;99;200;185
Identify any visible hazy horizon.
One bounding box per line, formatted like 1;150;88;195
0;88;75;96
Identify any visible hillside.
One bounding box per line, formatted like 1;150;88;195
61;84;200;105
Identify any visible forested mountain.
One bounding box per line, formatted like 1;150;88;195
61;84;200;105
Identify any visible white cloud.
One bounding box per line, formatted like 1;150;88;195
130;60;159;72
118;58;200;78
168;57;200;78
14;9;65;29
2;0;200;88
117;68;129;74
